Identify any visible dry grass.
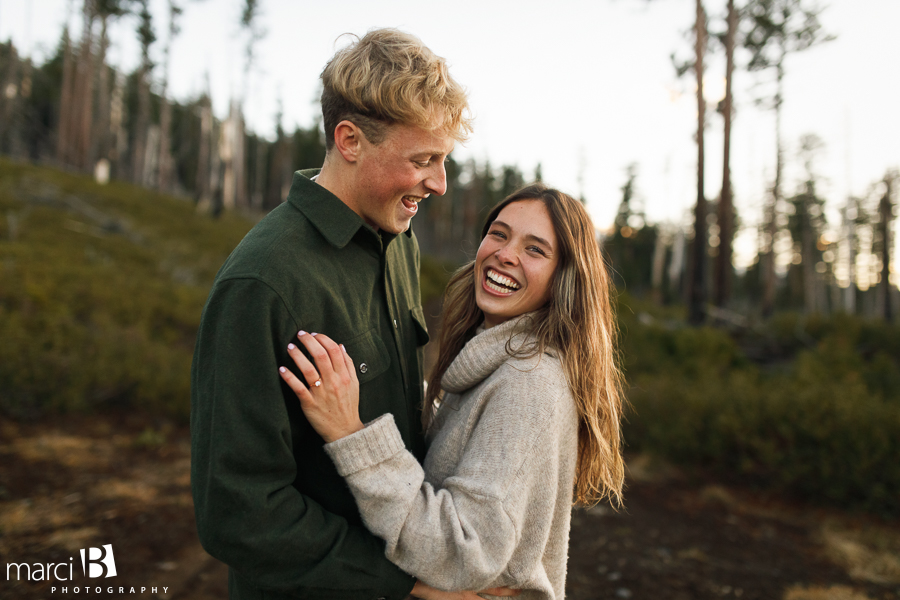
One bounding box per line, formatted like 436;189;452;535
820;523;900;585
783;585;872;600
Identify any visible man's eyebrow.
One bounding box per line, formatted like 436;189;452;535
490;220;554;250
414;148;452;157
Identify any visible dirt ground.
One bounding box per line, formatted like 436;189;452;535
2;413;899;600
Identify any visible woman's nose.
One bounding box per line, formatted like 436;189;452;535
495;245;518;265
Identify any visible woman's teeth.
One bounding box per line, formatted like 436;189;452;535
486;269;520;293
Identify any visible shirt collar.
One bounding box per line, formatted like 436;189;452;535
287;169;413;249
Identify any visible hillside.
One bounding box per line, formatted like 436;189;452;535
0;159;256;420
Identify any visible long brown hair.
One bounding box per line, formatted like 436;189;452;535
424;183;626;506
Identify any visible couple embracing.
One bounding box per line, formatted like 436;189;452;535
191;28;625;600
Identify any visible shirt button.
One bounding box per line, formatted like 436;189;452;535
359;363;368;374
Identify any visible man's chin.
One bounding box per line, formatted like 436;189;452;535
389;216;414;234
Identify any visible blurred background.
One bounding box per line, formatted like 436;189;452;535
1;1;898;599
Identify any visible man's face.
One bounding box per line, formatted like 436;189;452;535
353;123;455;234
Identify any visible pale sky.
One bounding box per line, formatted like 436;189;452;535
2;0;899;267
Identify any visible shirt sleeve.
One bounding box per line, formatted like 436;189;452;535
324;372;565;592
190;277;416;600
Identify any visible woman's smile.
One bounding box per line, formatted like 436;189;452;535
474;200;559;329
483;267;521;295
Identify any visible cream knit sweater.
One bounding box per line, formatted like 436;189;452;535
324;315;579;600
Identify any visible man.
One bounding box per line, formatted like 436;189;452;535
191;29;470;600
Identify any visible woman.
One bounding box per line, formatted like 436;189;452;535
279;183;625;600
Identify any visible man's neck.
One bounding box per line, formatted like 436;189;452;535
315;158;379;232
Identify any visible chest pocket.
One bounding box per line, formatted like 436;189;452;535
410;305;430;347
342;328;391;383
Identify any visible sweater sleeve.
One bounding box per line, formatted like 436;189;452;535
324;366;565;592
191;278;415;600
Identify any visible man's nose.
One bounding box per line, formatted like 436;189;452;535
424;162;447;196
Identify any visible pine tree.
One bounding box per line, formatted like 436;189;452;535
714;0;738;308
157;1;183;193
743;0;834;316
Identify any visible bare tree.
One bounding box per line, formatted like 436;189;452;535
714;0;738;308
56;2;79;166
195;79;213;208
157;1;183;194
789;133;827;314
877;170;898;321
131;0;155;185
688;0;709;325
743;0;834;316
68;0;99;171
91;0;129;174
227;0;266;209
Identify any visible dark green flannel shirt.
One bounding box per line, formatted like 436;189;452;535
190;170;429;600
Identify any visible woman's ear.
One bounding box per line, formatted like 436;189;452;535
333;120;362;163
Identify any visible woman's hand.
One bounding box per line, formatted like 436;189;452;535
410;581;520;600
279;331;363;443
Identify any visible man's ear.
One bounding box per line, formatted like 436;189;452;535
333;120;363;163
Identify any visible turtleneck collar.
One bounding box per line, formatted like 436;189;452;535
441;313;540;394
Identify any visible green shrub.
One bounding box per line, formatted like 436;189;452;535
0;159;254;420
621;304;900;515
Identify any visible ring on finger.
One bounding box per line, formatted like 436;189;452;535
314;379;322;388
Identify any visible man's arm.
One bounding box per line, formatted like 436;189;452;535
190;277;415;600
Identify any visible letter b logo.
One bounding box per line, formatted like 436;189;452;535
80;544;117;578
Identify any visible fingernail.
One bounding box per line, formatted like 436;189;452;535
287;343;296;350
311;332;318;337
341;344;346;353
279;366;286;373
298;330;307;337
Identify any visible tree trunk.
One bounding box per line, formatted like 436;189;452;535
688;0;708;325
234;108;247;208
132;65;150;185
71;0;96;171
651;229;668;305
0;42;19;154
880;177;894;321
92;16;110;170
109;72;127;179
158;95;174;192
195;93;212;206
221;101;237;210
157;41;174;192
843;200;857;314
762;55;785;317
801;190;817;313
715;0;736;308
56;20;76;165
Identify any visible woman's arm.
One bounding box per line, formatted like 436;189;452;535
280;332;563;592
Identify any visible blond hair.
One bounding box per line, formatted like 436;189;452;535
425;184;627;507
320;28;472;148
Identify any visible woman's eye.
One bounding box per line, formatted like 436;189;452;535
489;230;506;239
528;246;546;255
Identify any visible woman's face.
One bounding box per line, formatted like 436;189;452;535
474;200;560;329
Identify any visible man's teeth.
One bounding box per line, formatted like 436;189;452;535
486;269;520;290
